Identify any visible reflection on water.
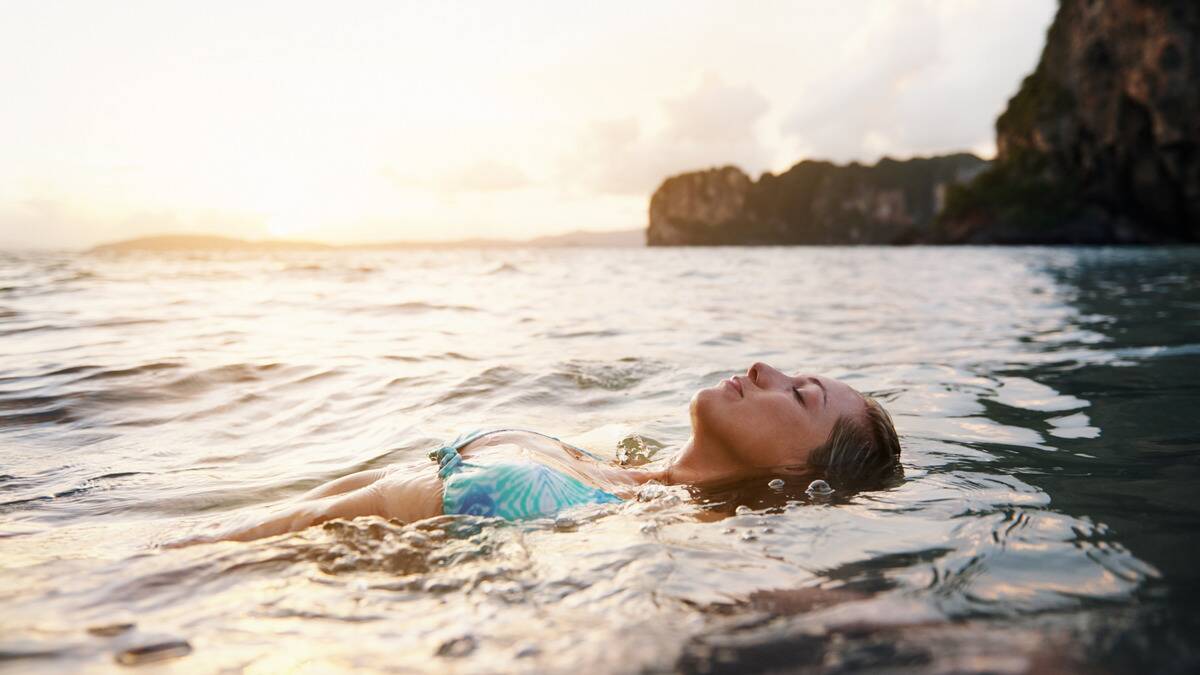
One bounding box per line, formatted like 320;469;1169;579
0;246;1197;672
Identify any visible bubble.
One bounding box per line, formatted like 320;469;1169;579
768;478;786;490
553;516;577;532
735;505;753;515
806;479;833;496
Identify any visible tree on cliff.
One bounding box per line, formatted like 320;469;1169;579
938;0;1200;244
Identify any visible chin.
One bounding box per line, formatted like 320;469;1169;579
689;386;723;431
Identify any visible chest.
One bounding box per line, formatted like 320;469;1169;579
457;430;619;490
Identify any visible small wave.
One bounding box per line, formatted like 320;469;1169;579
0;403;75;428
435;366;526;404
85;318;166;329
546;359;662;391
483;262;520;275
0;470;149;513
440;351;477;361
274;516;533;588
0;323;66;337
163;362;286;393
539;329;622;339
364;301;480;314
383;351;477;363
77;361;181;382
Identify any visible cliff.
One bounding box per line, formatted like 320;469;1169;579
646;154;988;245
938;0;1200;243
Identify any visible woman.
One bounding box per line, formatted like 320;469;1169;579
195;362;901;543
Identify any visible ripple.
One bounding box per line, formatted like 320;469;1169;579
0;247;1195;673
360;301;481;314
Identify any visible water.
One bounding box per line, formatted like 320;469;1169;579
0;246;1197;673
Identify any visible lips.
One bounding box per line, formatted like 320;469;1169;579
726;376;743;397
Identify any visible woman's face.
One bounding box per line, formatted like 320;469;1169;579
690;362;867;470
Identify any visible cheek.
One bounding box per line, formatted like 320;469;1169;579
691;388;730;430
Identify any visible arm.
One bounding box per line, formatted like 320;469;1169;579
174;462;445;545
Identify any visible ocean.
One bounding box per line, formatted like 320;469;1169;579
1;245;1197;673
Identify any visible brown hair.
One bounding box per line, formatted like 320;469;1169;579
806;395;901;487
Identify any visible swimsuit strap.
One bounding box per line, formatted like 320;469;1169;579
428;427;605;479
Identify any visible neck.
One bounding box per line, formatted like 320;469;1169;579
637;433;751;486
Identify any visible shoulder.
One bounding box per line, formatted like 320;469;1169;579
375;459;445;521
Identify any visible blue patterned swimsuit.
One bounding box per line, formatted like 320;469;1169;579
430;428;623;520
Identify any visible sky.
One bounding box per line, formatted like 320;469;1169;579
0;0;1057;249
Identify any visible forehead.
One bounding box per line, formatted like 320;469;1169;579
807;374;866;412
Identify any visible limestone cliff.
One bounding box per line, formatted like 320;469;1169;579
646;154;988;245
939;0;1200;243
647;166;753;245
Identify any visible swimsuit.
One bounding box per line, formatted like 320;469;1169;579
430;428;623;520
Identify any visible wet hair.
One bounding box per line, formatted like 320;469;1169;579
806;396;901;487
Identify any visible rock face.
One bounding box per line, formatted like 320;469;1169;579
647;166;753;245
646;155;988;245
939;0;1200;243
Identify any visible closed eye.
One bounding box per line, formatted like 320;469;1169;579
793;387;807;408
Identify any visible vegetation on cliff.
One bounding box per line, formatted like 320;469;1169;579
647;154;988;246
649;0;1199;245
939;0;1200;243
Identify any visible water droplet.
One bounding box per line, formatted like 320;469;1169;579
806;479;833;497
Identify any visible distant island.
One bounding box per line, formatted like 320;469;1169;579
648;0;1200;245
647;154;988;246
88;229;645;254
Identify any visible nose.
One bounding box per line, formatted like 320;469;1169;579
747;362;785;388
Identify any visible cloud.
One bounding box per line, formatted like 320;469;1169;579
563;72;773;195
383;159;532;194
781;0;1054;162
446;159;531;192
662;75;769;144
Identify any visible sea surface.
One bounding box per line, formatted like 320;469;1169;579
0;246;1197;673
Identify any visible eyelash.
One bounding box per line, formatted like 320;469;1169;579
793;387;806;408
